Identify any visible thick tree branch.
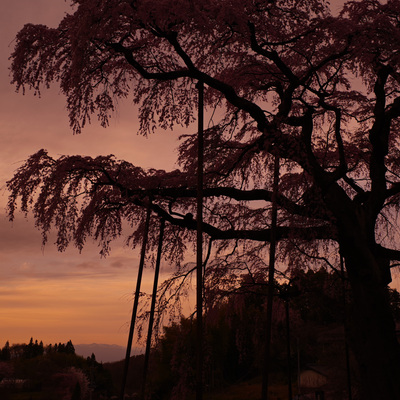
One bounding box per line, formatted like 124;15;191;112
111;34;308;169
318;99;347;178
367;64;392;220
141;199;334;242
376;244;400;263
109;41;191;81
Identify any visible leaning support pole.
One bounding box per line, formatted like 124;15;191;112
340;252;353;400
141;218;165;400
120;204;152;400
285;298;293;400
261;154;280;400
196;80;204;400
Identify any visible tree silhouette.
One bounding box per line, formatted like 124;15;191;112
8;0;400;398
23;338;44;359
0;342;11;362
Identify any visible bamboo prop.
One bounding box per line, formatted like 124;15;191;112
261;154;280;400
196;80;204;400
285;297;293;400
120;204;152;400
340;252;353;400
141;218;166;400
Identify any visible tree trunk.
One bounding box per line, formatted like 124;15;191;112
341;238;400;400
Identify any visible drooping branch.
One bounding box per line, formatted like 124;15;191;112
7;150;336;254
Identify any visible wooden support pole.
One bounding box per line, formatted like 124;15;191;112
261;154;280;400
285;298;293;400
340;252;353;400
120;205;152;400
141;218;165;400
196;80;204;400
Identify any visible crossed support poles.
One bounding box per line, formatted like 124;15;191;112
141;218;166;399
120;204;152;400
120;211;166;400
119;82;282;400
120;81;205;400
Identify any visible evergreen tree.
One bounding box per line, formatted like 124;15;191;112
0;341;10;361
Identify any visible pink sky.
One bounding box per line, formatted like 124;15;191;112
2;0;396;350
0;0;183;348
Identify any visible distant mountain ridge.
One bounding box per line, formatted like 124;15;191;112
75;343;142;363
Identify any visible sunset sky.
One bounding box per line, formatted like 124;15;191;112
2;0;395;351
0;0;183;349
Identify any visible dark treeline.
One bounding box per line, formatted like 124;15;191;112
0;339;113;400
108;268;400;400
2;271;400;400
147;268;350;399
0;338;76;361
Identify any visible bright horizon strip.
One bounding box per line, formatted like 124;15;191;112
0;239;141;347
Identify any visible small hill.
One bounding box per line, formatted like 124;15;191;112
75;343;142;363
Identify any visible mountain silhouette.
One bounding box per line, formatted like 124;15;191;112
75;343;143;363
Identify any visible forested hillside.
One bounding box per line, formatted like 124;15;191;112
0;339;113;400
105;268;400;399
3;269;400;399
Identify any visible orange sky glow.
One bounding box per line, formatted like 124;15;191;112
1;0;186;349
2;0;397;352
